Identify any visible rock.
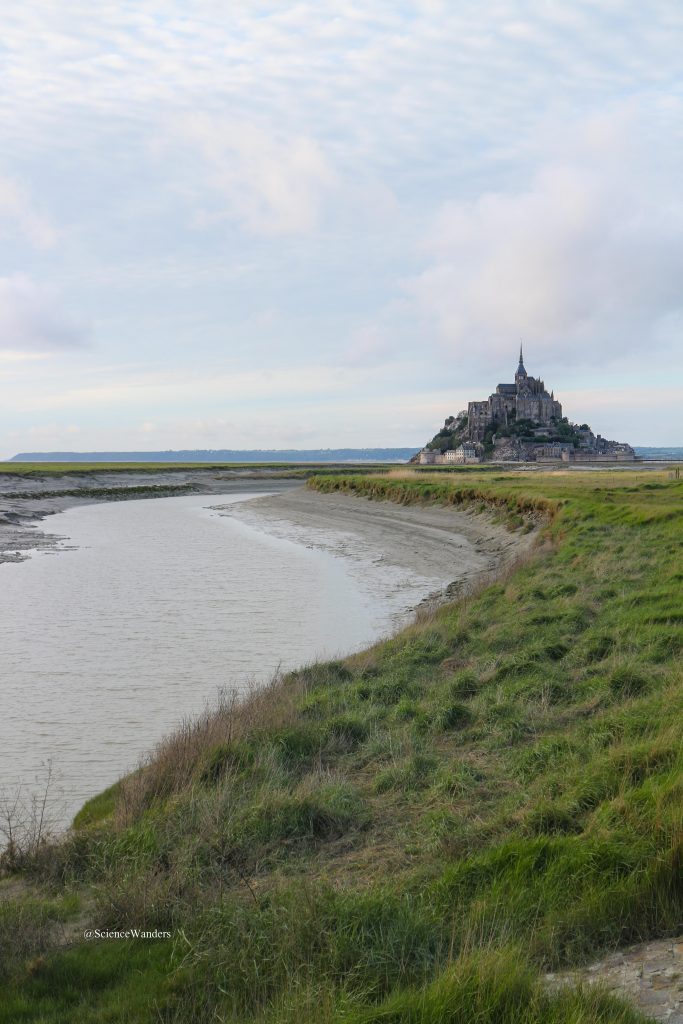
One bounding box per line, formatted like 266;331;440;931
543;935;683;1020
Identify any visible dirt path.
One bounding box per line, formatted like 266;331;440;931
545;936;683;1021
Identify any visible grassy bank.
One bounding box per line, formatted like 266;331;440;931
1;470;681;1022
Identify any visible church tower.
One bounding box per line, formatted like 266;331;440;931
515;344;527;385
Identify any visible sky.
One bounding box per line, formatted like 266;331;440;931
1;1;682;457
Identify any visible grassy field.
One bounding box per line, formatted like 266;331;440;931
0;469;681;1022
0;462;245;475
0;462;399;478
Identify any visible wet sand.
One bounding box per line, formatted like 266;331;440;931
217;486;536;604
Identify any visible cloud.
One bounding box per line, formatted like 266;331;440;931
409;108;683;368
165;114;338;235
1;6;683;451
1;362;373;414
561;386;683;445
0;178;56;249
341;323;394;367
0;275;88;352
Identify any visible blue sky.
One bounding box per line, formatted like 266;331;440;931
1;1;682;456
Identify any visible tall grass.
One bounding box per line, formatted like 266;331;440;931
1;470;681;1022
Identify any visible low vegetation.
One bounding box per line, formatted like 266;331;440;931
0;462;248;476
1;484;198;500
0;462;396;479
1;469;681;1022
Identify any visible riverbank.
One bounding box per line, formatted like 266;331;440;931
0;477;537;832
0;470;536;607
215;485;538;607
1;470;681;1024
6;487;452;832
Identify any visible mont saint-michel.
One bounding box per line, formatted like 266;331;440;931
417;347;635;464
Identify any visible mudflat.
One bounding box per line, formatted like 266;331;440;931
219;485;536;602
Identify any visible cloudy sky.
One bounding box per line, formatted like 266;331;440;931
1;1;682;456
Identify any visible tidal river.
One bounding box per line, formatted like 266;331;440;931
0;491;435;829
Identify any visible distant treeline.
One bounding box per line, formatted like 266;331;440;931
10;448;418;464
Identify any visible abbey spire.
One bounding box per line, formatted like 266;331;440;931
516;343;527;380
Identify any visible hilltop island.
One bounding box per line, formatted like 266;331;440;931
416;347;636;464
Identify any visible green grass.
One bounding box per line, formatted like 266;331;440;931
1;469;681;1022
72;784;120;830
0;889;82;983
0;461;261;476
0;940;173;1022
0;461;398;478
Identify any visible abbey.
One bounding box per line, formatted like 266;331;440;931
417;348;636;464
467;346;562;441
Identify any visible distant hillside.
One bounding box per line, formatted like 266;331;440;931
9;448;419;464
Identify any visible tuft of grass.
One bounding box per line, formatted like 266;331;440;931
608;667;650;699
431;701;473;731
0;891;81;982
375;753;439;794
346;947;648;1024
71;784;120;830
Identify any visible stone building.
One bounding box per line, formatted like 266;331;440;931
467;347;563;441
446;443;480;464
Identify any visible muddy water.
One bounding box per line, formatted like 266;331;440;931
0;492;438;828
